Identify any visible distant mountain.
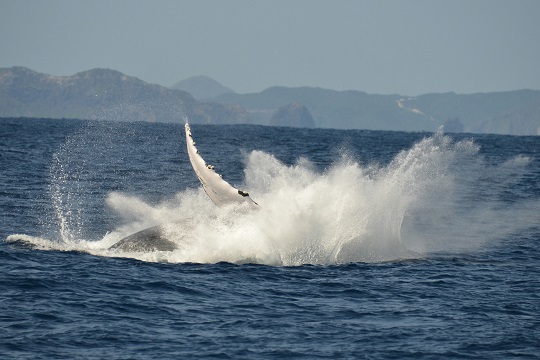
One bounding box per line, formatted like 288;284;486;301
2;66;538;135
212;87;440;132
0;67;248;124
211;87;540;135
171;75;234;100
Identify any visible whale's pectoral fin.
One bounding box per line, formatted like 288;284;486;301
185;123;259;208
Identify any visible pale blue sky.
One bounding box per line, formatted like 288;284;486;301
1;0;539;95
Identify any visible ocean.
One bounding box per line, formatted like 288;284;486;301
1;117;539;359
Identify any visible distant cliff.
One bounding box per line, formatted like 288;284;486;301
270;102;315;128
0;67;248;124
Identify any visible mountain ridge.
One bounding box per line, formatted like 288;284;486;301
1;66;538;135
0;67;248;124
210;86;540;135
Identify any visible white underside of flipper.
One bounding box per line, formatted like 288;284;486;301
185;123;259;208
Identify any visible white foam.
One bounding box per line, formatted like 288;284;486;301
10;132;539;266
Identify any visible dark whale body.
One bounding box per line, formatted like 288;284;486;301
109;226;177;252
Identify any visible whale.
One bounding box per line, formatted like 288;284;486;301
108;122;258;252
108;225;176;252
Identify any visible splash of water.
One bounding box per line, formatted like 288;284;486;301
8;132;539;265
49;134;90;243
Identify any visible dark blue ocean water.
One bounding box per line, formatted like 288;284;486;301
1;117;539;359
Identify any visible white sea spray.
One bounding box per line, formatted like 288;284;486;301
9;131;539;266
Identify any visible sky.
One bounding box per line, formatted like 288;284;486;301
1;0;539;95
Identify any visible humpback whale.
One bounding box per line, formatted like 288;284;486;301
109;122;257;252
108;225;176;252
